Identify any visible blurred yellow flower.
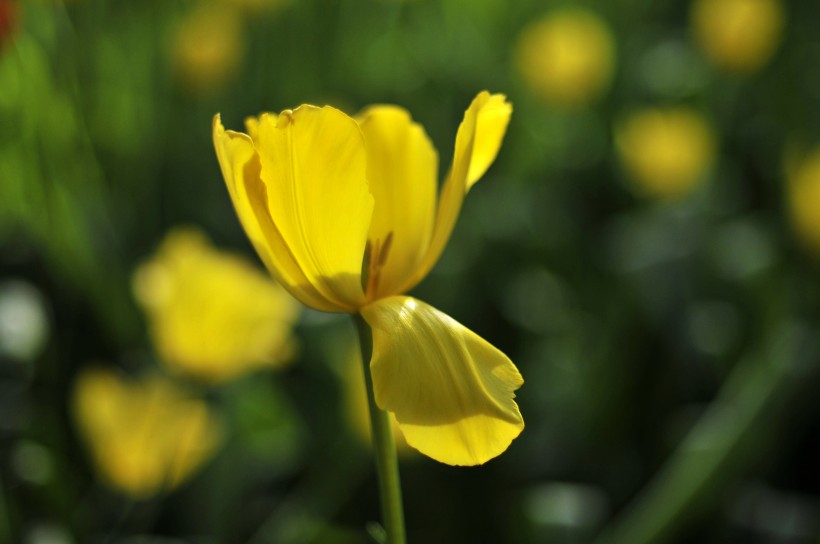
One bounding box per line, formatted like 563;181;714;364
691;0;785;74
515;8;615;108
72;368;221;498
786;147;820;256
213;91;523;466
133;227;300;384
171;3;244;92
616;108;716;200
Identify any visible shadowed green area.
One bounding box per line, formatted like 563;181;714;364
2;0;820;543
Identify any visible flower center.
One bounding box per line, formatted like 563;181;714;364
362;231;393;300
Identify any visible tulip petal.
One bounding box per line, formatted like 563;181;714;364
464;93;513;188
213;115;266;254
361;296;524;466
356;105;438;299
254;106;374;311
404;92;512;291
213;115;340;312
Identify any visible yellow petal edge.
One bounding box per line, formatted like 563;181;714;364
356;105;438;300
213;109;374;313
213;115;341;312
402;92;512;293
361;296;524;466
254;106;373;310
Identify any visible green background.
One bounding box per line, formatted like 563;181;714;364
2;0;820;542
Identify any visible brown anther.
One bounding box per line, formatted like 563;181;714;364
378;232;393;267
362;231;394;299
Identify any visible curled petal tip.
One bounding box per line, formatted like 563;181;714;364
278;109;295;127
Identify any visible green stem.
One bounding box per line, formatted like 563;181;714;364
353;313;406;544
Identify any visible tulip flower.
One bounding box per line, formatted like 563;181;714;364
516;8;615;108
615;107;716;200
171;3;244;93
691;0;785;75
73;368;221;498
133;227;300;384
213;92;523;467
786;146;820;257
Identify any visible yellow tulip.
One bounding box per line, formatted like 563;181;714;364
133;227;300;384
213;91;523;466
515;8;615;108
786;147;820;256
615;108;716;200
72;368;221;498
171;3;244;92
691;0;785;74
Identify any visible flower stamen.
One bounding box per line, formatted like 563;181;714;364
363;231;393;300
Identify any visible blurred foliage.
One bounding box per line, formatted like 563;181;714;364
2;0;820;543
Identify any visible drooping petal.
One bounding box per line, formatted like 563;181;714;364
402;92;512;292
356;105;438;299
254;106;374;311
213;115;341;312
360;296;524;466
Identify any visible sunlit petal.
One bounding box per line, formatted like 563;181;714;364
255;106;374;311
213;115;339;312
213;115;265;252
356;105;438;299
404;92;511;291
465;93;514;188
361;296;524;466
244;115;262;140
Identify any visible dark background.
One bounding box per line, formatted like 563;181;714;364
2;0;820;542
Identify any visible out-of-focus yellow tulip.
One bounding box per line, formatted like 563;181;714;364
616;108;716;200
786;147;820;256
171;3;244;92
133;227;300;384
72;368;221;498
515;8;615;108
691;0;785;74
214;91;523;466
